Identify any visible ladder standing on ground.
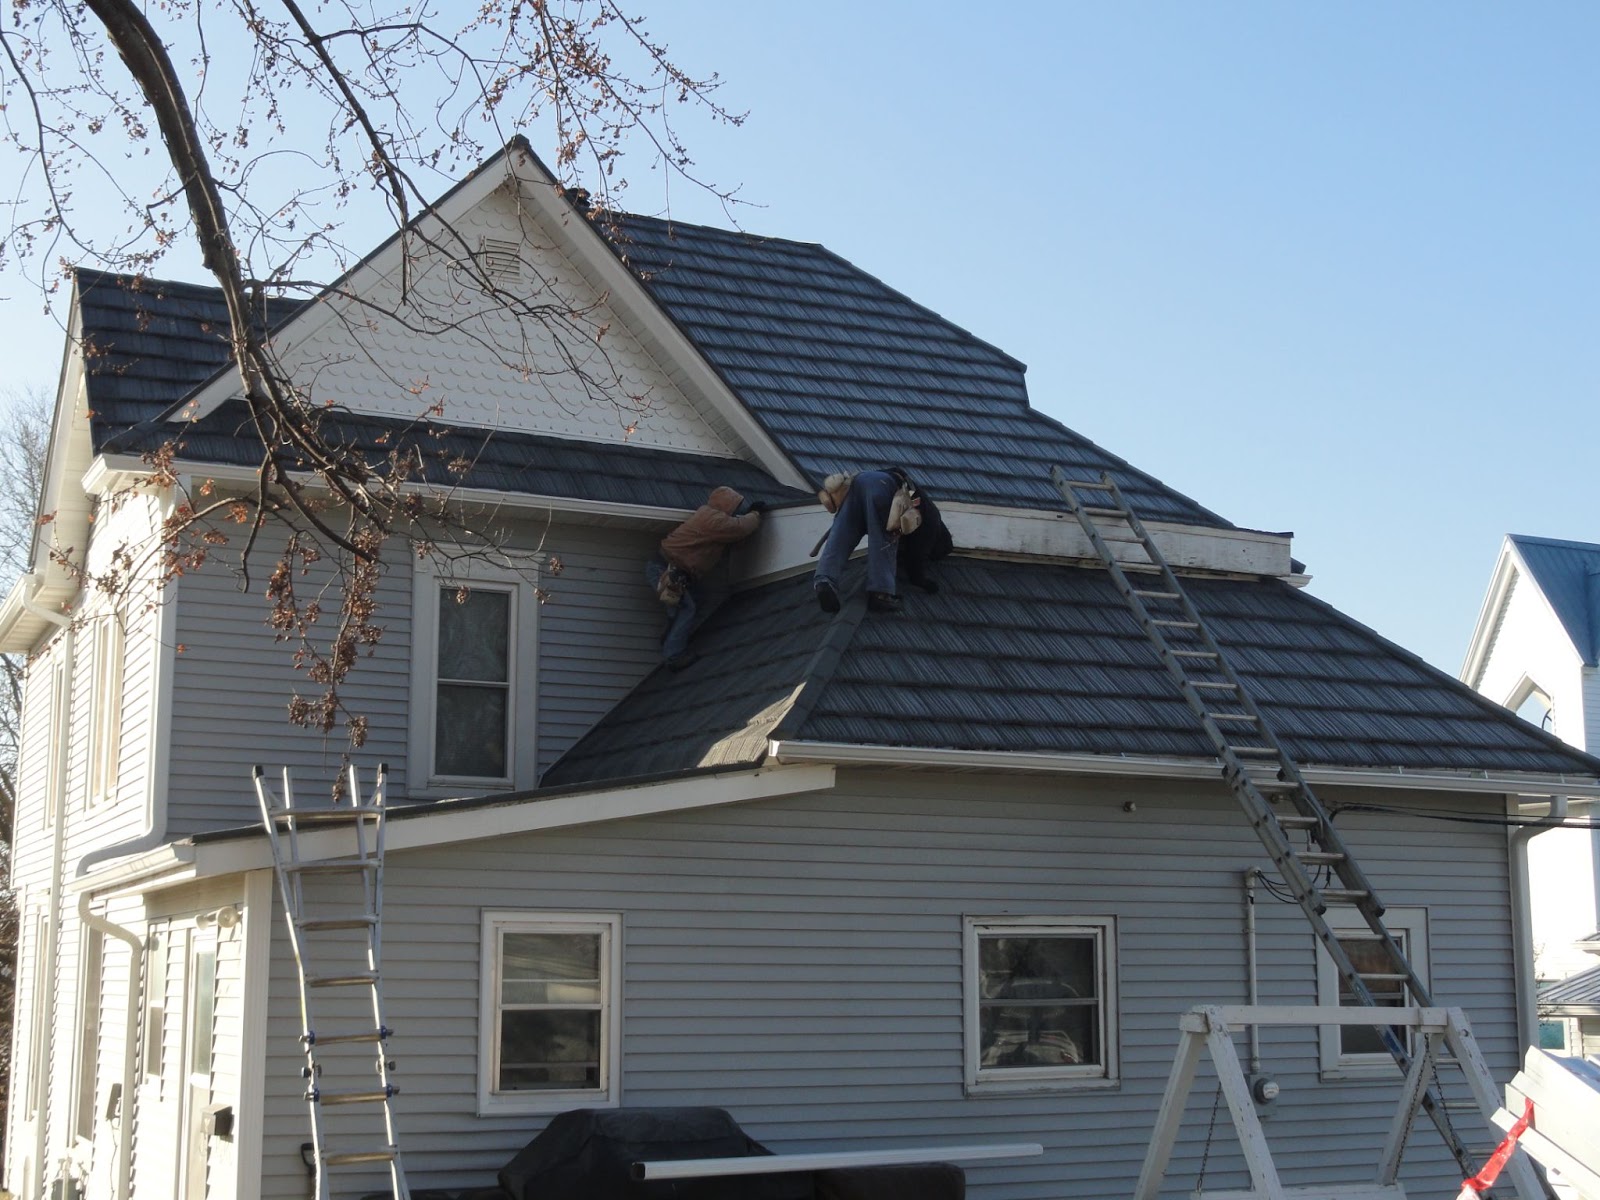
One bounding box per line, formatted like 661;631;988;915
256;763;411;1200
1050;467;1486;1184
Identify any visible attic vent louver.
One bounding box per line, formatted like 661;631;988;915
477;237;523;286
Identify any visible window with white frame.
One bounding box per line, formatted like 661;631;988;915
410;563;540;793
478;911;620;1114
1315;907;1429;1077
963;916;1118;1091
87;615;125;805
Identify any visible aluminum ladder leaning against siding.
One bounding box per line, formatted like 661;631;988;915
1048;467;1519;1190
255;763;411;1200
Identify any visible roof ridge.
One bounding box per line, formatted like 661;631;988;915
1510;532;1600;554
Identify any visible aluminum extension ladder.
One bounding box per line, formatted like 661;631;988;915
1049;468;1519;1190
255;763;411;1200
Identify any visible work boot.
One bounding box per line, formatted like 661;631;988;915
867;592;902;614
816;581;841;614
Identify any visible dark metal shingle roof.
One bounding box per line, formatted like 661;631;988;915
117;399;802;510
612;217;1231;527
1510;534;1600;666
544;557;1600;788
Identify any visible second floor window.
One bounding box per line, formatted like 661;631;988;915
410;560;540;794
435;585;512;779
88;615;125;805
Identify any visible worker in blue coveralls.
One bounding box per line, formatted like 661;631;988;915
812;468;904;615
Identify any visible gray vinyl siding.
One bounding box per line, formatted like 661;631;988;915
253;770;1520;1200
165;516;664;833
534;522;665;775
166;533;415;836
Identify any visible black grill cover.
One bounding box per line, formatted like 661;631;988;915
498;1107;814;1200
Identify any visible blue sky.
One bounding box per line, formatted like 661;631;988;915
3;2;1596;676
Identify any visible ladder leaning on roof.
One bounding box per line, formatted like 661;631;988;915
255;763;411;1200
1048;467;1524;1191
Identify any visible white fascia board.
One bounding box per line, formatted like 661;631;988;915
938;501;1295;578
86;452;695;528
183;764;837;881
1461;538;1518;686
767;739;1600;799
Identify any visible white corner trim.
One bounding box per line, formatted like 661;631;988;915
766;739;1600;799
187;764;838;879
234;869;273;1200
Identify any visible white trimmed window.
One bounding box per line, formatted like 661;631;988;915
1316;907;1429;1077
409;561;540;794
963;916;1118;1092
478;911;620;1115
87;615;125;805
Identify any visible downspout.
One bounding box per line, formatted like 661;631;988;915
20;573;72;1199
1509;795;1567;1052
75;894;142;1200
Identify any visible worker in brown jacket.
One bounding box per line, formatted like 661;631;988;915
646;486;767;669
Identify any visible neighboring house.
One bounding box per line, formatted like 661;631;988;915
1462;534;1600;1054
6;141;1600;1200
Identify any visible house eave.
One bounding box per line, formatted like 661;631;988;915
100;763;838;892
766;739;1600;799
86;452;699;528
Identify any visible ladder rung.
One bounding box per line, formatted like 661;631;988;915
313;1086;398;1106
304;1027;391;1047
284;856;379;875
1276;813;1320;825
1081;506;1130;519
324;1150;399;1166
1299;852;1346;865
1152;619;1199;629
1362;973;1410;983
297;915;378;932
1135;589;1180;600
1320;888;1371;904
1228;746;1281;756
306;971;379;988
1098;533;1144;543
1171;649;1219;659
1190;680;1237;690
1207;712;1257;723
266;806;384;826
1062;478;1115;491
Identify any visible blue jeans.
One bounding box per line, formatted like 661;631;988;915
645;557;698;659
815;469;899;596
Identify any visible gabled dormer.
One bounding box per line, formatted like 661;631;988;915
1462;534;1600;751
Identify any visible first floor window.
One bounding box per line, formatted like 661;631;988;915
963;916;1118;1091
479;911;620;1115
1316;907;1429;1077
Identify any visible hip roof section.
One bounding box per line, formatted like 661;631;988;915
544;557;1600;788
611;216;1232;526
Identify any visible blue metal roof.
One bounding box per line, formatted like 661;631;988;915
1540;963;1600;1011
1510;535;1600;666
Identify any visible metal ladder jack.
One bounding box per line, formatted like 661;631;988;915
255;763;411;1200
1049;467;1537;1194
